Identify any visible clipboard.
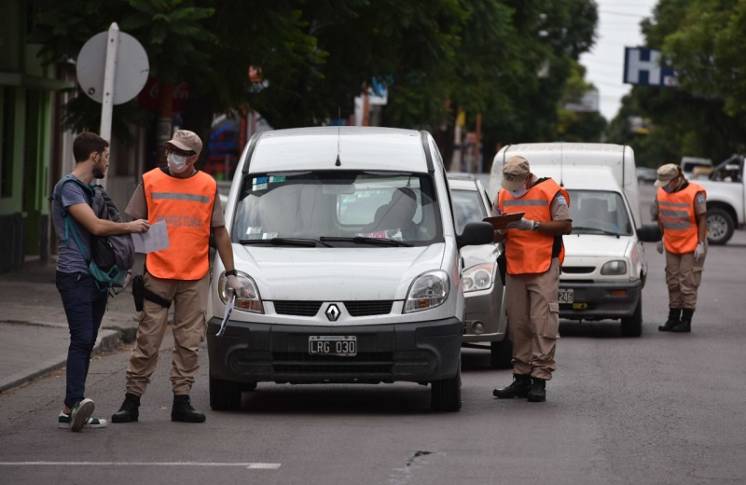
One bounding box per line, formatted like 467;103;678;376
483;212;525;229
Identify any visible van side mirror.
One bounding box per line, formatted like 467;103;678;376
458;222;494;249
637;224;662;242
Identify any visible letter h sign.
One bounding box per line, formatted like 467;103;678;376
623;47;677;87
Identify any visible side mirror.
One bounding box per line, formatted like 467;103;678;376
637;224;662;243
458;222;494;249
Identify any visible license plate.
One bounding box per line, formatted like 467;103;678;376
308;336;357;357
558;288;575;304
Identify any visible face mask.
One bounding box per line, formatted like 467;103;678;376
509;187;528;198
167;153;189;174
663;179;679;193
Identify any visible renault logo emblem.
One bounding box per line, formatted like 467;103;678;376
325;304;340;322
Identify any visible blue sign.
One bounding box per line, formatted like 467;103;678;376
623;47;677;87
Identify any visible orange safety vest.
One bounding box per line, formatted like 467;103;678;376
498;178;570;276
656;182;705;254
143;168;216;280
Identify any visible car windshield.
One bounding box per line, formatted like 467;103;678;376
451;188;488;233
231;171;442;246
568;190;632;236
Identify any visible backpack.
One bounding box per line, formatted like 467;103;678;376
54;175;135;288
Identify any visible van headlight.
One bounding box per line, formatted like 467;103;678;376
218;270;264;313
463;263;495;293
600;260;627;275
404;270;450;313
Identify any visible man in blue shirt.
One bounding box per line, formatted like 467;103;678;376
51;132;149;432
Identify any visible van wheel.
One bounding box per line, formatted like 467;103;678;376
707;207;734;245
210;377;242;411
490;338;513;369
431;367;462;412
621;298;643;337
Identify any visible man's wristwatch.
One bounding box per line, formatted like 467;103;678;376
224;269;237;277
531;221;540;231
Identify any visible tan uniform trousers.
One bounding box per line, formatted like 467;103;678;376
126;273;209;396
505;258;560;380
665;250;705;310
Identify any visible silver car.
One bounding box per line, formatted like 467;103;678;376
448;174;511;368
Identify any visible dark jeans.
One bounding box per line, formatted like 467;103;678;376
56;271;108;408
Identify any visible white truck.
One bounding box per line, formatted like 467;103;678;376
488;143;659;336
693;154;745;245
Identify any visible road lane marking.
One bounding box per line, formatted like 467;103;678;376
0;462;281;470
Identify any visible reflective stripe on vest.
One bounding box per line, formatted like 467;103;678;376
143;168;216;280
498;179;569;276
656;182;705;254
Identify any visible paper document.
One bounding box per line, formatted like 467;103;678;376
131;219;169;253
216;294;235;337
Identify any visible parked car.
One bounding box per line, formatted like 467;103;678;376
695;154;745;245
489;143;660;337
636;167;657;184
208;127;494;412
447;173;511;368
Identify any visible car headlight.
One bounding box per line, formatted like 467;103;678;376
218;270;264;313
463;263;495;293
404;270;450;313
600;260;627;275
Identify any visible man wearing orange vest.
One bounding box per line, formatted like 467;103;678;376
654;163;707;333
111;130;242;423
492;156;572;403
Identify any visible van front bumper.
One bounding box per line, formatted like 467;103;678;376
559;280;642;320
207;317;462;385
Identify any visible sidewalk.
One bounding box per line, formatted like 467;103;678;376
0;260;138;392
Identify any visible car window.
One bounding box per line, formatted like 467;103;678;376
451;189;488;233
568;190;633;236
232;171;442;245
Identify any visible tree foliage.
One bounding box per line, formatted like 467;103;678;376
32;0;598;162
607;0;746;167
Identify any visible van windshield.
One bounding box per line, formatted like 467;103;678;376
568;190;632;236
231;171;443;246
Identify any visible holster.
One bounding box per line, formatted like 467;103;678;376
132;274;170;311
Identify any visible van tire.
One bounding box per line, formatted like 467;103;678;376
621;298;643;337
707;207;734;245
210;377;242;411
490;338;513;369
431;367;462;412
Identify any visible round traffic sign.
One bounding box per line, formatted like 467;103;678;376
76;30;149;105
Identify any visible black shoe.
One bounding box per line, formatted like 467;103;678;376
671;308;693;333
658;308;681;332
111;393;140;423
171;395;206;423
493;374;531;399
527;377;546;403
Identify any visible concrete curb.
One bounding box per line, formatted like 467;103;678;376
0;328;123;394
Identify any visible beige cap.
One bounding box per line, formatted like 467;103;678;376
502;155;530;191
166;129;203;156
655;163;680;187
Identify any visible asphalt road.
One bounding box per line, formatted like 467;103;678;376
1;184;745;485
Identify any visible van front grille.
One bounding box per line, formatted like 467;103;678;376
344;300;393;317
562;266;596;274
273;301;323;317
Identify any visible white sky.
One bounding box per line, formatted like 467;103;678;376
580;0;659;120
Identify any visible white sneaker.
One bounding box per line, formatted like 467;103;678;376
69;398;95;432
58;411;108;429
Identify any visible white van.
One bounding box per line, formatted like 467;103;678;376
208;127;494;412
488;143;659;336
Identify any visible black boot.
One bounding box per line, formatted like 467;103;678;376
671;308;693;333
171;395;206;423
658;308;681;332
527;377;547;403
493;374;531;399
111;393;140;423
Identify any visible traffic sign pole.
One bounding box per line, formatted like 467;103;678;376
99;22;120;188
